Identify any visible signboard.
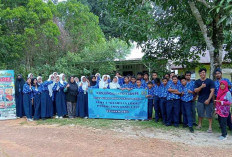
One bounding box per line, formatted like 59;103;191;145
88;89;148;120
0;70;16;120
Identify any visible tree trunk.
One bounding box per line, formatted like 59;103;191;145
189;1;215;79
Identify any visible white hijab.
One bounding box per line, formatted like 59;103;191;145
55;75;61;90
99;75;108;89
59;73;65;85
37;76;43;85
95;73;101;78
81;76;88;91
28;73;33;78
53;72;58;76
48;74;55;97
109;76;120;89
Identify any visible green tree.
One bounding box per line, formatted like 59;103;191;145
57;0;105;53
107;0;232;78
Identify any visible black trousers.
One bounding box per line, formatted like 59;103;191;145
218;115;227;137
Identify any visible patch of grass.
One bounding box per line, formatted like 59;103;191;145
36;116;223;133
37;118;115;129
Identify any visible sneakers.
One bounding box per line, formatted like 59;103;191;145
27;118;33;122
55;116;59;119
59;116;63;119
219;136;227;140
189;127;194;133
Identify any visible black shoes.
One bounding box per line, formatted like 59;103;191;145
189;127;194;133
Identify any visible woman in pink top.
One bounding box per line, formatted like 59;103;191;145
215;80;232;140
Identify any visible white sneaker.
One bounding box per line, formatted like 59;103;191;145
59;116;63;119
27;118;33;122
219;136;227;140
84;117;88;119
55;116;59;119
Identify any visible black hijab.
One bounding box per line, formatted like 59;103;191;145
15;74;25;95
90;75;97;86
68;76;78;96
31;77;39;87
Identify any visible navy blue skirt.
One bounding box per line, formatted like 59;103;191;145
33;94;41;120
76;93;88;118
41;91;53;118
16;92;24;118
55;90;67;117
23;93;32;119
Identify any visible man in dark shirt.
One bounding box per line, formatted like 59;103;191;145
194;68;215;133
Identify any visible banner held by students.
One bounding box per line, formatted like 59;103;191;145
0;70;16;120
88;89;148;120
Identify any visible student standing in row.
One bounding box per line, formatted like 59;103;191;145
159;78;169;124
53;75;67;119
146;81;154;120
143;73;149;87
151;72;158;85
121;76;132;90
116;72;124;86
180;77;194;133
15;74;25;118
89;75;98;88
153;78;162;122
109;77;121;89
129;76;137;89
214;69;232;130
166;75;181;127
215;80;232;140
32;78;41;120
185;71;197;126
76;76;90;118
99;75;109;89
135;79;145;89
65;76;78;119
23;78;33;121
194;68;215;133
41;75;54;120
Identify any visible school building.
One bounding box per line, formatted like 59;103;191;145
115;58;148;76
116;48;232;81
171;50;232;81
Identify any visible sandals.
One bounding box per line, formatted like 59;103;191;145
207;129;213;133
196;126;202;129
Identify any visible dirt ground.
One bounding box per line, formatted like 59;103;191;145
0;119;232;157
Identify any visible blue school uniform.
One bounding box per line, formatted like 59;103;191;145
135;85;145;89
143;81;149;88
153;84;162;121
159;84;169;124
53;82;67;117
147;87;154;119
90;83;99;88
96;76;101;83
23;83;33;119
129;82;137;89
40;81;53;118
118;77;124;86
32;86;42;120
180;83;194;127
166;82;181;126
76;86;88;118
121;83;132;89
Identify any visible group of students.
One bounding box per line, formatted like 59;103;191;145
15;68;232;140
